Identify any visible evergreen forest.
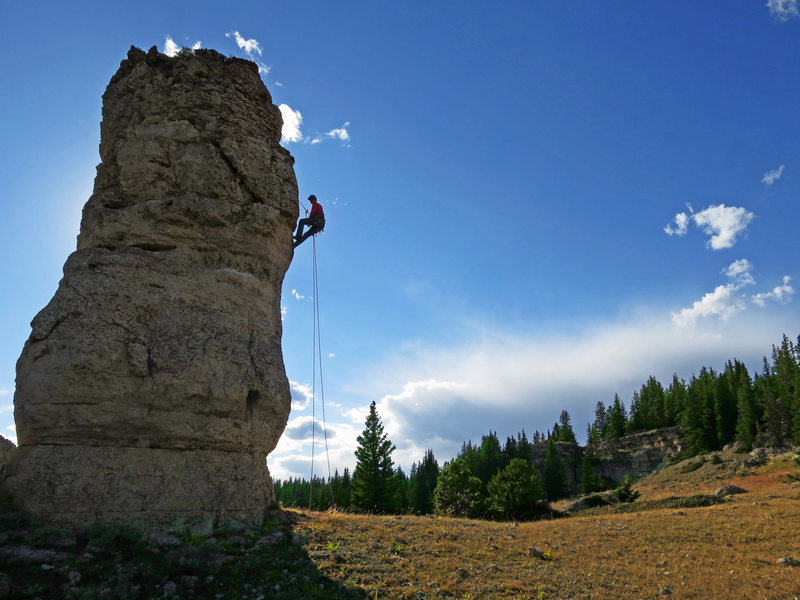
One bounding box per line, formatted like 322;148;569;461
274;333;800;519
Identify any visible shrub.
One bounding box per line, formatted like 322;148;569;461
614;476;640;503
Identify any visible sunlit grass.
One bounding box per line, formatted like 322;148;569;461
296;450;800;599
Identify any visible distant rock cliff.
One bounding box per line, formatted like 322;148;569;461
2;46;298;524
589;426;684;482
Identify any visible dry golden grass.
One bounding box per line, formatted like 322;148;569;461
292;453;800;599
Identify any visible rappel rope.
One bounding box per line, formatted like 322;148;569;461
308;232;335;509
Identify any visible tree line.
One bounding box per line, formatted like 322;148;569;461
588;334;800;453
274;333;800;519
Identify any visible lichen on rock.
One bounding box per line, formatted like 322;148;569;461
2;46;298;524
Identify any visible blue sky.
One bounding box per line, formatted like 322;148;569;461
1;1;799;481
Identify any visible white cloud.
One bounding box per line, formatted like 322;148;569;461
281;305;287;320
665;204;755;250
278;104;303;143
291;289;305;300
164;36;180;57
354;310;799;474
269;417;361;481
723;258;755;286
226;31;262;56
1;403;13;414
692;204;755;250
269;304;800;480
767;0;799;20
761;164;785;186
311;123;351;146
664;212;689;236
289;381;314;411
164;36;202;57
752;276;795;307
672;284;748;328
672;259;756;328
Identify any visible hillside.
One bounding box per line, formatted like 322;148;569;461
299;448;800;599
1;446;798;598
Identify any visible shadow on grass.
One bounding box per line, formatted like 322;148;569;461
0;496;365;600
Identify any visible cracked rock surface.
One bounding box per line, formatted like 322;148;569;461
3;46;298;524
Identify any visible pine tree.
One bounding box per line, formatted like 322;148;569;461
487;458;545;520
352;401;397;513
593;401;609;438
735;369;759;451
580;449;604;494
409;449;439;514
665;374;687;426
556;409;578;444
627;391;643;433
542;438;569;501
772;335;800;445
433;459;485;518
606;394;627;439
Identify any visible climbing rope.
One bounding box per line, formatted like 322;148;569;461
308;233;335;509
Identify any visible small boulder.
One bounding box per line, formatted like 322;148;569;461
715;484;747;498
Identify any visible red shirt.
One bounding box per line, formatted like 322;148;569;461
309;203;324;218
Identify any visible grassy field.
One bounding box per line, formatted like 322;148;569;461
1;448;797;598
298;450;800;600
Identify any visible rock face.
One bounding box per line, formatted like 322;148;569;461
0;437;15;469
2;46;298;524
589;426;683;482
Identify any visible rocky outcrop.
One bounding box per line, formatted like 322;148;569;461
2;46;298;524
0;437;15;469
589;426;683;482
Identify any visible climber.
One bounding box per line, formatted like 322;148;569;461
293;194;325;248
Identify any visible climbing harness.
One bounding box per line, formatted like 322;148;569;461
308;233;335;509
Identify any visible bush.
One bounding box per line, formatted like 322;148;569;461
487;458;545;521
614;476;640;503
680;459;705;473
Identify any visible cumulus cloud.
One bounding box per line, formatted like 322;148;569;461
269;301;800;480
225;31;269;74
164;36;180;57
666;204;755;250
290;381;313;410
283;416;335;442
672;259;756;328
291;289;305;300
164;36;202;57
752;276;795;307
672;283;749;328
311;123;352;146
226;30;262;56
269;417;361;481
762;164;785;186
767;0;799;20
278;104;303;143
692;205;755;250
673;261;795;327
723;258;756;286
355;310;798;474
664;212;689;236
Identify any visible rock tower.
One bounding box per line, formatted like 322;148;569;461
2;46;298;524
